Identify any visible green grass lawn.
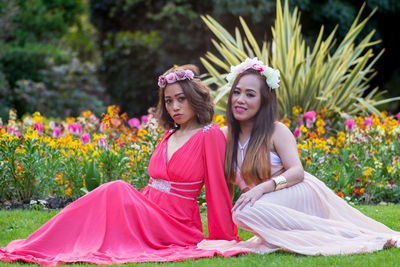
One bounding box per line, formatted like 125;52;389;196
1;205;399;266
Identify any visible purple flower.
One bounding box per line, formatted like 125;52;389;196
128;118;140;128
165;73;177;84
141;115;149;124
34;122;43;134
158;75;167;88
364;117;372;127
185;70;194;80
52;127;61;138
297;118;304;126
81;133;90;144
175;69;187;80
345;119;355;131
293;128;301;139
98;137;106;148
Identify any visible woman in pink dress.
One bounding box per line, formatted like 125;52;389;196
200;58;400;255
0;64;241;265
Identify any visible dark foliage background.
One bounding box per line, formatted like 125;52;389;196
0;0;399;120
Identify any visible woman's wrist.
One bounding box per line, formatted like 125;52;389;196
272;175;287;191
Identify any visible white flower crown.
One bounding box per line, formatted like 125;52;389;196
226;57;280;90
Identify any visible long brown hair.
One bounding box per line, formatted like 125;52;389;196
156;64;214;129
225;69;278;185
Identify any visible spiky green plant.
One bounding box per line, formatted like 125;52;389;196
201;0;400;118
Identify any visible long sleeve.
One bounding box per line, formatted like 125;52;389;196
203;124;239;241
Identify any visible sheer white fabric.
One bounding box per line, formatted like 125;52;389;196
198;157;400;255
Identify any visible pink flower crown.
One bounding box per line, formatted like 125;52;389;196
158;69;195;88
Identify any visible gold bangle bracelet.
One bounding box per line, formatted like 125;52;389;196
272;175;287;191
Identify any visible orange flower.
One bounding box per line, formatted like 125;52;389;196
336;190;344;199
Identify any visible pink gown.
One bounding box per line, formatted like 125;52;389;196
199;152;400;255
0;124;241;266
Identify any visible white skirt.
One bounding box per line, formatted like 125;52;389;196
198;172;400;255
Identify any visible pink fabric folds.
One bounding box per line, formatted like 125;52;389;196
0;124;242;266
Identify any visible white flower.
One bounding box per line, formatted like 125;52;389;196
225;57;280;89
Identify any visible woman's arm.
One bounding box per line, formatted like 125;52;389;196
233;122;304;211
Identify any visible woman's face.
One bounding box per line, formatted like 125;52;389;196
231;74;262;122
164;83;196;127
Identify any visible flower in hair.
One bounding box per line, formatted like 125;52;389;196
226;57;280;89
158;69;195;88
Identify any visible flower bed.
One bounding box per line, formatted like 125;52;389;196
0;106;399;205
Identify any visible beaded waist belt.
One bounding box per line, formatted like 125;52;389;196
148;178;203;200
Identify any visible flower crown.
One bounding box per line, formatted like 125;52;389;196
158;69;195;88
226;57;280;90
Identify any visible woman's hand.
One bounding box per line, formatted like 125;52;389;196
233;184;266;212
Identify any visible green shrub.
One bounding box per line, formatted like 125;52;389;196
100;31;161;116
14;58;106;118
0;43;70;87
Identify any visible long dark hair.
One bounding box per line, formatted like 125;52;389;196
225;69;278;185
156;64;214;129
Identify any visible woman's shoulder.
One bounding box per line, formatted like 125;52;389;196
272;121;294;139
202;123;226;139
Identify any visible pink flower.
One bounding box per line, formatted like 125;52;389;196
158;76;167;88
112;119;121;127
98;137;106;148
128;118;140;128
397;112;400;120
81;133;90;144
7;127;15;134
364;117;372;127
293;128;301;139
345;119;355;131
68;123;82;135
141;115;149;124
175;69;187;80
304;111;316;128
16;131;21;137
34;122;43;134
165;73;177;84
297;118;304;126
49;121;55;130
185;70;194;80
252;64;264;71
52;127;61;138
100;123;106;133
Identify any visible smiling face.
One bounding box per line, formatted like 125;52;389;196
231;74;262;122
164;83;197;127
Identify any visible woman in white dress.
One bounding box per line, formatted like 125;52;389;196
200;58;400;255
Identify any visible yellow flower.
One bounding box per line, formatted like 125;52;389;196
92;150;100;158
138;129;148;139
334;170;340;181
299;125;308;133
64;187;72;196
292;106;302;117
16;147;26;154
25;128;39;140
387;166;394;174
331;148;339;154
66;117;76;124
33;112;43;124
306;160;311;165
214;115;225;127
83;110;92;118
55;173;63;185
362;167;373;177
